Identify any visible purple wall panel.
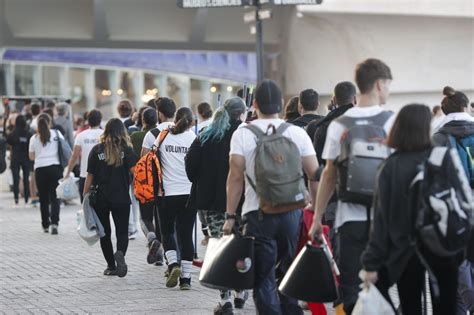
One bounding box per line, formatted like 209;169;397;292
3;48;257;83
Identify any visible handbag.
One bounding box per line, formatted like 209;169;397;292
279;242;339;303
199;232;255;290
55;129;72;168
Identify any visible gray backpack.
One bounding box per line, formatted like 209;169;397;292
335;111;393;206
245;123;308;214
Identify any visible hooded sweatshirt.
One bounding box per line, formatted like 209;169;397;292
432;119;474;147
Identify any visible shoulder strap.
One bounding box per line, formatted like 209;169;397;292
276;122;291;134
157;129;170;149
337;110;393;129
371;111;393;126
245;124;265;140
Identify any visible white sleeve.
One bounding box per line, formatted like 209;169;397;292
74;132;82;147
322;121;342;161
142;131;155;149
291;127;316;157
229;128;245;156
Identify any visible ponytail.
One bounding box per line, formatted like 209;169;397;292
171;107;193;135
200;107;230;144
37;113;51;146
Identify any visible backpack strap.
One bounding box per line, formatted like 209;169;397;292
428;146;448;167
336;110;393;129
245;124;265;140
157;129;170;149
276;122;291;135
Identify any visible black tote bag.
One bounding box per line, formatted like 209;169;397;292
279;242;338;303
199;233;255;291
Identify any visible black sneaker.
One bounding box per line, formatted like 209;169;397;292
43;228;49;233
179;277;191;290
234;290;249;309
165;263;181;288
114;251;128;278
51;225;58;235
155;258;164;266
103;267;117;276
214;302;234;315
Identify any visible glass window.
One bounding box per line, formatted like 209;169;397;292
69;67;88;116
95;69;113;119
42;66;60;95
14;65;35;96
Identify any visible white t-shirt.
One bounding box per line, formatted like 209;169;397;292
142;122;175;150
30;116;38;131
74;128;103;178
433;112;474;133
322;105;396;229
29;129;64;169
196;119;212;134
157;129;196;196
230;118;316;215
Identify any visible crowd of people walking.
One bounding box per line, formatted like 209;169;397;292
0;57;473;315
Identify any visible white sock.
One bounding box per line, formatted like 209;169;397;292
181;260;192;279
165;250;178;265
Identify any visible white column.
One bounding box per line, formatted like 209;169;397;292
108;69;119;113
32;64;42;96
84;67;96;111
133;70;144;108
200;80;211;105
4;63;14;96
178;77;190;107
156;75;168;98
58;66;70;98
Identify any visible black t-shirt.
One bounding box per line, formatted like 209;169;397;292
6;129;34;162
87;143;138;205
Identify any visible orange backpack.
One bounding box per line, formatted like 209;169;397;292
133;129;169;204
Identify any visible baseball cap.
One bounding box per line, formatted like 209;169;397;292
254;80;282;115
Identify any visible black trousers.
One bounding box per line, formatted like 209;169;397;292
139;201;161;242
158;195;196;262
337;221;369;314
35;165;62;228
395;252;459;315
95;201;131;268
11;160;30;202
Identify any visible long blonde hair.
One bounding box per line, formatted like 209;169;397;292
100;118;131;167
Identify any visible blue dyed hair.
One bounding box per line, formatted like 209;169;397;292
199;97;246;144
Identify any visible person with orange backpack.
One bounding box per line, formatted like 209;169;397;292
131;107;164;265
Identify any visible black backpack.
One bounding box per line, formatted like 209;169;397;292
410;146;472;257
335;111;393;206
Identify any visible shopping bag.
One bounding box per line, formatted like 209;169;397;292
199;233;255;290
352;283;394;315
279;242;339;303
76;210;99;246
56;177;80;200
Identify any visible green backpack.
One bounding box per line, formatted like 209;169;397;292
245;123;308;214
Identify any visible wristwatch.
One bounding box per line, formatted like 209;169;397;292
225;213;237;220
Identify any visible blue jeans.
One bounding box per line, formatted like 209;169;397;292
242;209;303;315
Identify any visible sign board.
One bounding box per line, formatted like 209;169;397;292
272;0;322;4
244;9;272;23
177;0;253;8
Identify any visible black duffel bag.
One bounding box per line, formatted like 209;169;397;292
199;232;255;291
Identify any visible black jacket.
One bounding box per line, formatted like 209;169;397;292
185;120;241;212
361;149;431;285
291;114;324;142
432;120;474;146
311;104;353;166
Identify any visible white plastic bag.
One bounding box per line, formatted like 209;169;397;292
353;283;395;315
77;210;99;246
56;177;80;200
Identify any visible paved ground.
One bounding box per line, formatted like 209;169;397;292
0;180;260;314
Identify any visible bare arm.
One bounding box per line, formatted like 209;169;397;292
223;154;246;234
65;145;81;177
29;152;35;161
301;155;319;205
309;160;337;240
83;173;94;195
